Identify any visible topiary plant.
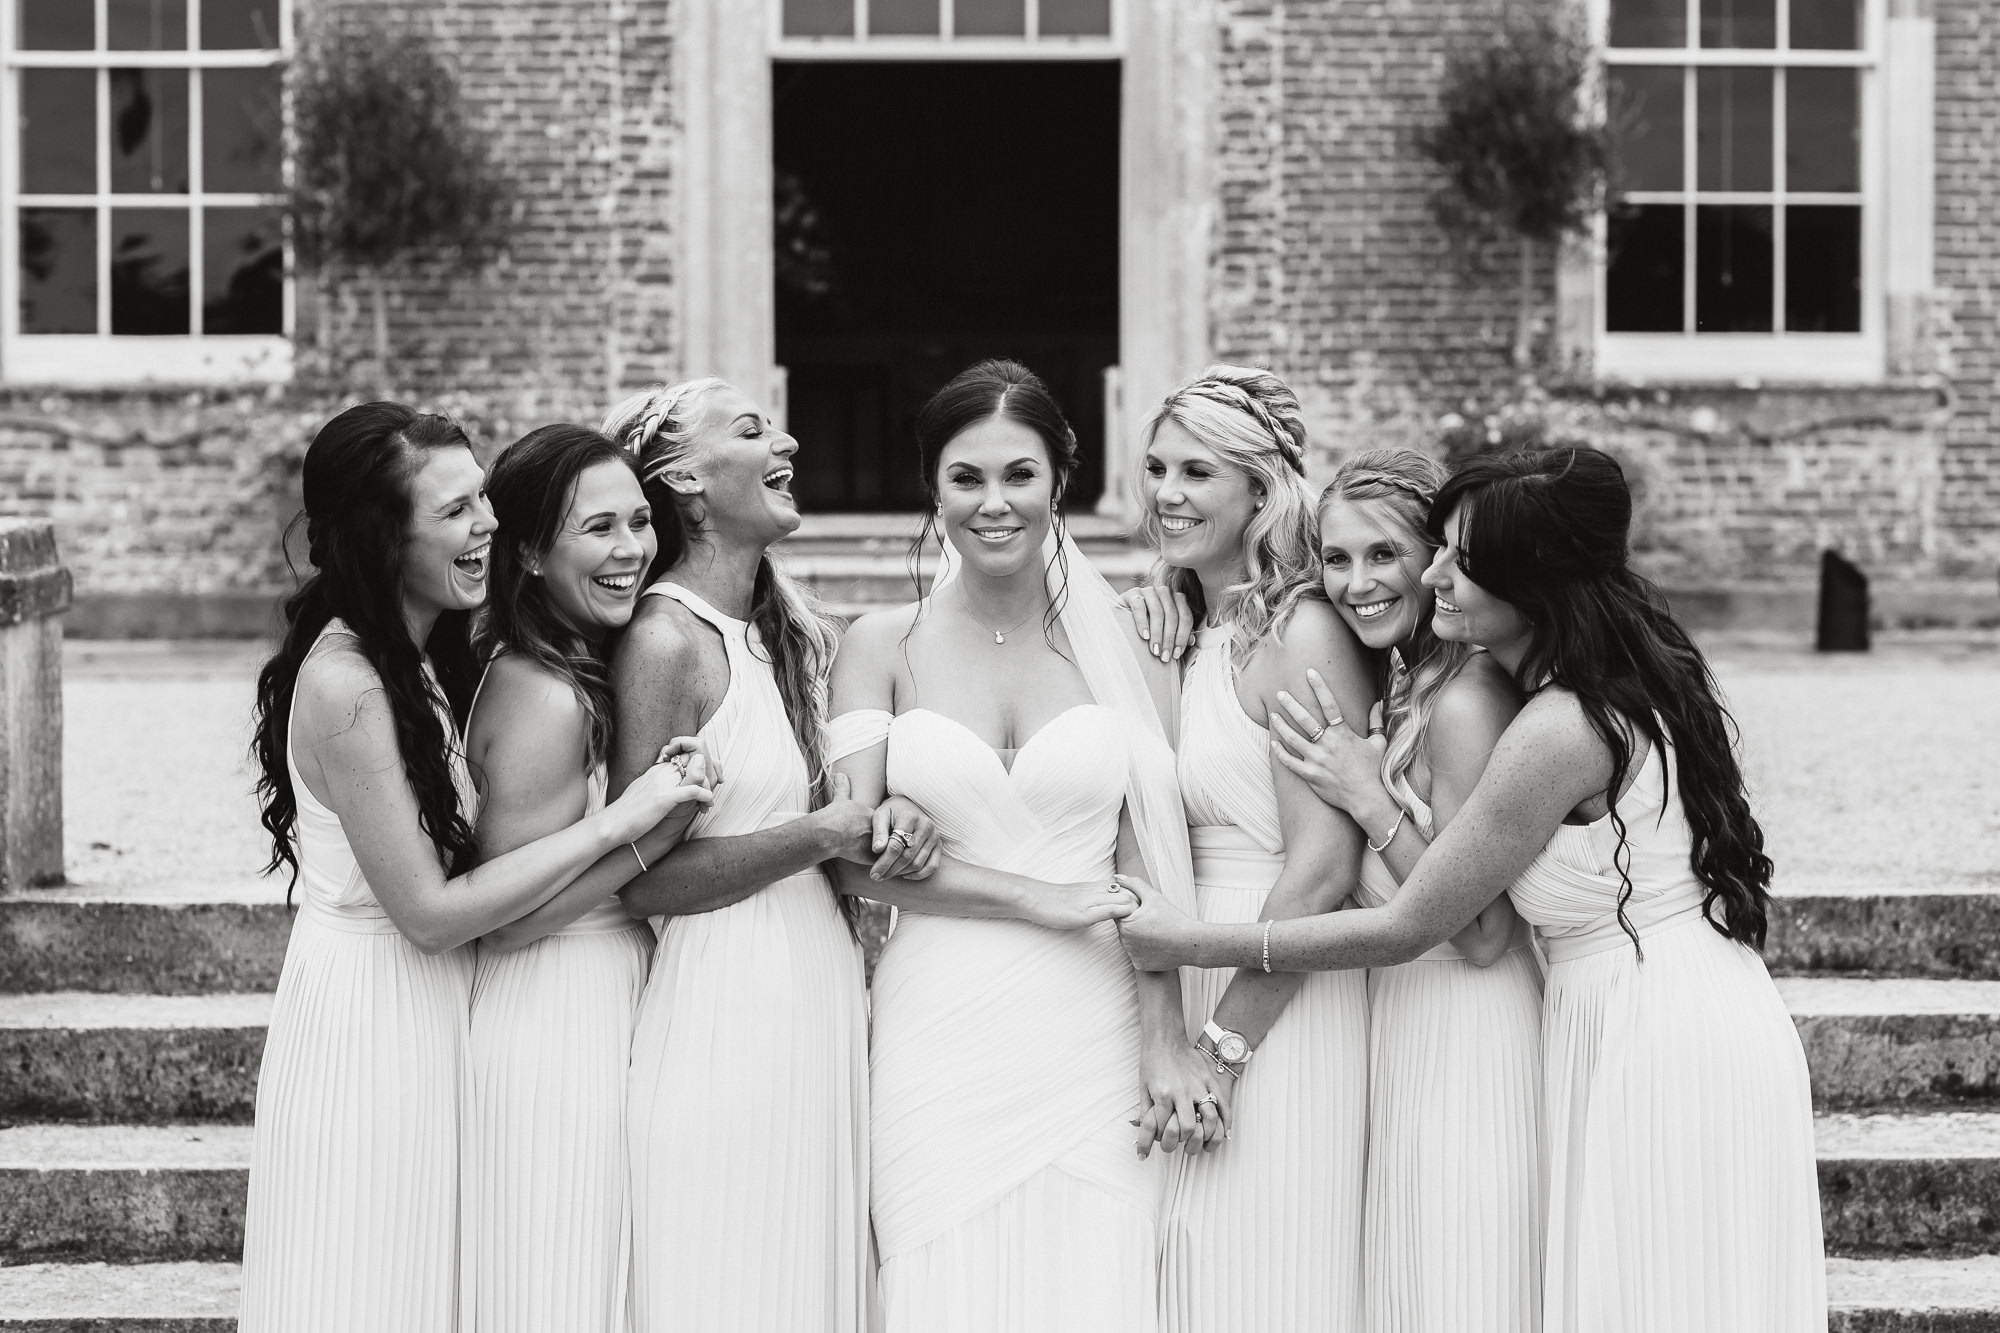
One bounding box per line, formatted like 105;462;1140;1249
1417;2;1609;369
286;18;511;390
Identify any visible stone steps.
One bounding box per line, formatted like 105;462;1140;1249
1818;1112;2000;1258
1777;978;2000;1109
1768;887;2000;981
1827;1256;2000;1332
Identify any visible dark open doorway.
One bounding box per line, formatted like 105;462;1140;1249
773;61;1120;512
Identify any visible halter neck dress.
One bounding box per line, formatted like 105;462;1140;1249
1158;621;1369;1333
1354;775;1544;1333
624;582;870;1333
239;621;477;1333
464;667;655;1333
1508;728;1825;1332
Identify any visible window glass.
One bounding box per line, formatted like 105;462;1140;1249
1790;0;1861;51
1609;67;1684;192
109;0;188;50
203;67;283;193
1695;204;1773;331
782;0;853;37
111;69;191;194
18;0;93;49
1697;67;1772;193
1606;205;1685;332
19;209;98;333
1787;68;1859;193
956;0;1026;36
869;0;939;34
1785;206;1861;332
1039;0;1111;37
199;0;281;49
1608;0;1685;48
22;70;98;195
1700;0;1775;48
203;206;283;333
111;208;191;333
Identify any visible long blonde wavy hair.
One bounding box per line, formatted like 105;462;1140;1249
1319;447;1472;811
1137;364;1324;656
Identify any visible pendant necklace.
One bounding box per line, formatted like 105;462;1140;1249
964;603;1038;645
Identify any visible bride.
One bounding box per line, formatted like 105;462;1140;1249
827;359;1215;1331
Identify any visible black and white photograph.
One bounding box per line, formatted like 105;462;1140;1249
0;0;1994;1329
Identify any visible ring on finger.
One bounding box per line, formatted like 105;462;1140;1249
1303;721;1328;744
886;829;912;849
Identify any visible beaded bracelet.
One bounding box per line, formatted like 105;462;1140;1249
1367;808;1407;855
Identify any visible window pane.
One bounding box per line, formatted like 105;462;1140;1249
782;0;853;37
1787;68;1859;193
18;0;93;48
22;70;98;195
203;67;283;193
1697;67;1772;192
1786;206;1861;332
1791;0;1861;50
1609;67;1684;193
19;209;98;334
957;0;1025;36
1039;0;1111;37
203;206;283;334
111;69;191;194
869;0;938;34
111;208;191;333
1696;204;1773;331
1701;0;1775;47
1609;0;1685;47
200;0;280;49
1606;205;1685;332
109;0;187;50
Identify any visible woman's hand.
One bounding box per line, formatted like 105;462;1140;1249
1111;874;1202;971
656;735;722;791
600;750;717;843
867;795;943;882
1268;668;1393;821
813;771;880;865
1019;880;1138;931
1135;1039;1232;1159
1118;584;1195;663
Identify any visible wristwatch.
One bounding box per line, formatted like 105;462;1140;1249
1199;1020;1253;1069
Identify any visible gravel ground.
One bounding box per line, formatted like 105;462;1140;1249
54;635;2000;899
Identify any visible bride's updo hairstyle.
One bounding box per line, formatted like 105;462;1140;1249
1138;364;1323;649
1431;445;1773;951
910;358;1082;635
250;402;482;894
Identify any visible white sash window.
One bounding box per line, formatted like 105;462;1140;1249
773;0;1120;55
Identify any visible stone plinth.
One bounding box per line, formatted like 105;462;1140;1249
0;520;70;891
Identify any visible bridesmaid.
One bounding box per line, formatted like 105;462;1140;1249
1141;365;1376;1332
1119;446;1826;1333
241;403;695;1332
602;379;907;1333
1274;448;1543;1333
462;424;715;1333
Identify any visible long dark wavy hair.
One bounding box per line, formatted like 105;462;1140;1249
909;358;1083;646
250;402;483;896
474;424;655;772
1432;446;1773;951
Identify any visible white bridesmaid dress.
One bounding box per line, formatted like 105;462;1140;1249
240;622;476;1333
1509;734;1826;1333
1354;778;1544;1333
625;582;871;1333
1159;621;1370;1332
849;703;1159;1333
465;762;653;1333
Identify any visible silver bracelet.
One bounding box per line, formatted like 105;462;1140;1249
1261;919;1273;973
628;842;648;874
1366;808;1407;855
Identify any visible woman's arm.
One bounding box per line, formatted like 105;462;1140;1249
1202;600;1378;1054
298;648;691;955
1121;691;1614;973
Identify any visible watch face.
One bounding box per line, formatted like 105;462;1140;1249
1217;1032;1250;1064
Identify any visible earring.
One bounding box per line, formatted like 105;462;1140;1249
1254;501;1264;510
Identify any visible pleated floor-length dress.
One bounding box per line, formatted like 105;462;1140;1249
1509;731;1826;1333
1354;779;1544;1333
465;762;654;1333
240;622;477;1333
1159;622;1369;1332
625;582;871;1333
851;703;1159;1333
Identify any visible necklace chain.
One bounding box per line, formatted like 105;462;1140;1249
961;601;1039;645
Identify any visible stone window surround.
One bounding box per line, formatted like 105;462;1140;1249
1561;0;1936;384
0;0;294;387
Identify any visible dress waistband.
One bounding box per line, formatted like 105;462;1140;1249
297;895;406;936
555;902;650;935
1188;825;1283;893
1539;890;1709;964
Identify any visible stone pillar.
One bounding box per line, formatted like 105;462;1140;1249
0;520;70;891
